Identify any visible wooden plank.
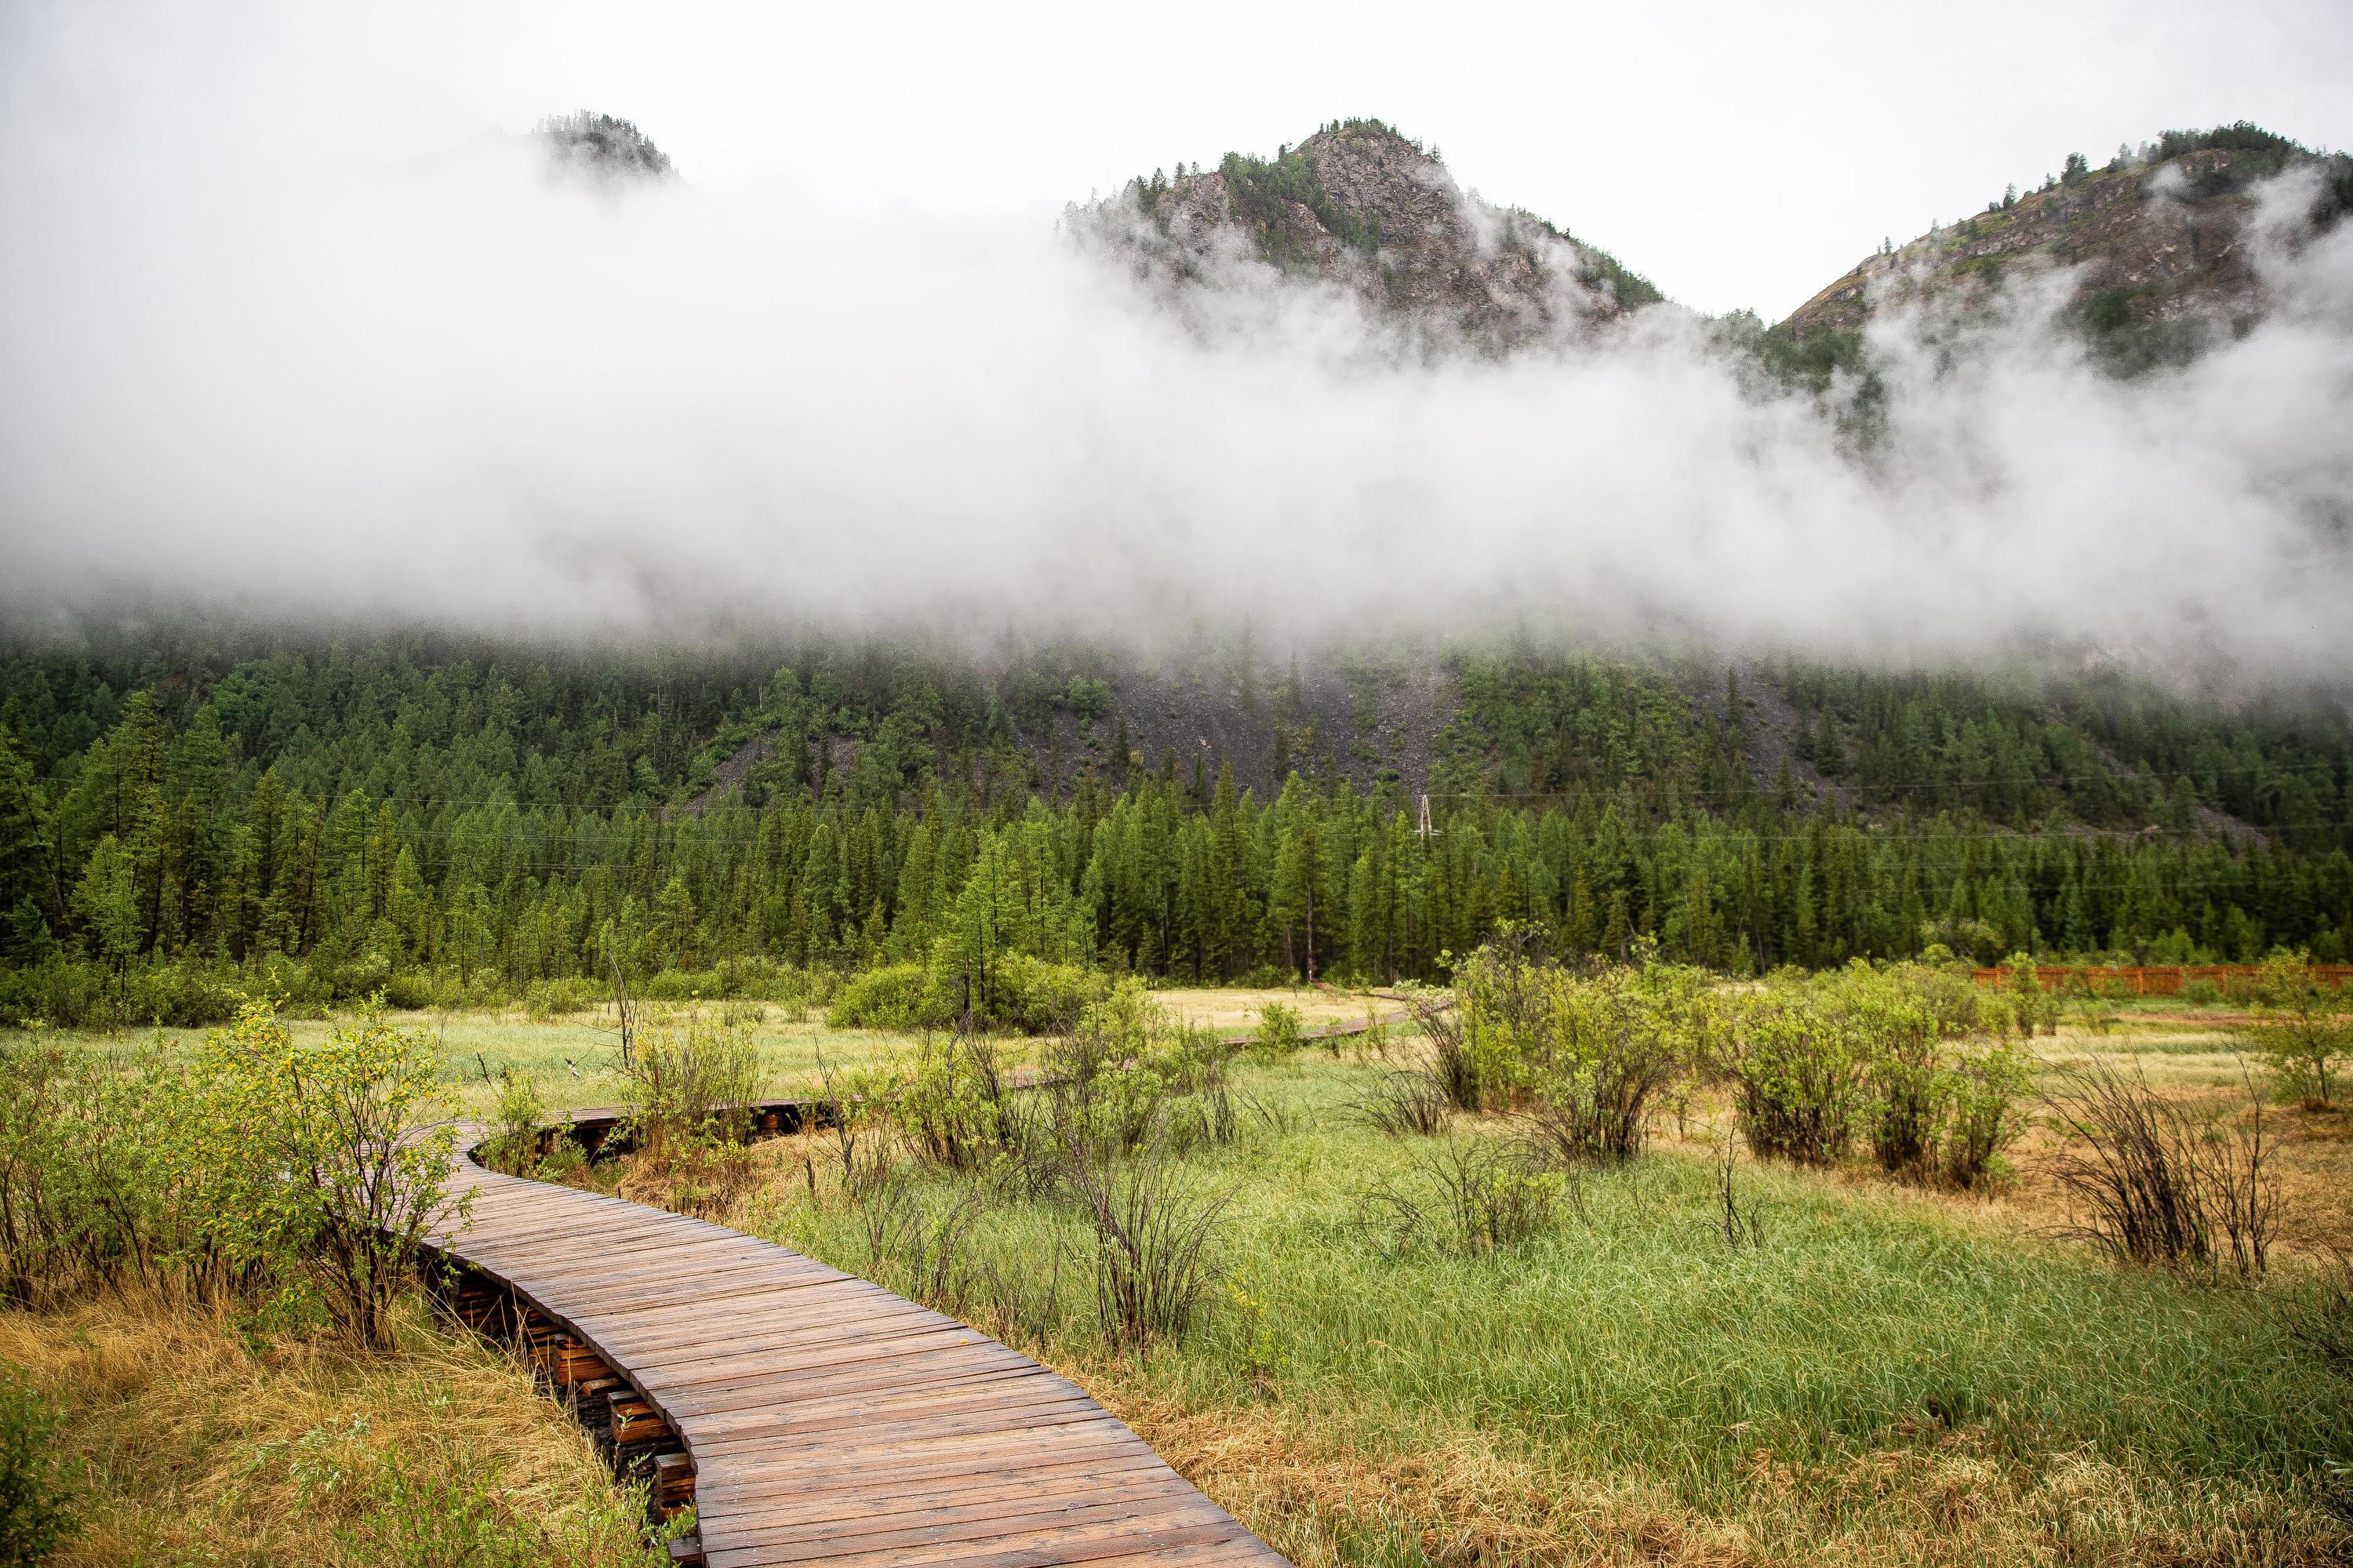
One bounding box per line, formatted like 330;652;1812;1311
427;1123;1287;1568
700;1482;1216;1558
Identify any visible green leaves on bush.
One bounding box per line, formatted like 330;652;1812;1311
0;1370;75;1566
1450;927;1704;1159
1719;962;2031;1184
0;998;466;1348
2239;951;2351;1109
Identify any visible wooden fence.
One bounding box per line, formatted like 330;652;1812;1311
1969;963;2353;996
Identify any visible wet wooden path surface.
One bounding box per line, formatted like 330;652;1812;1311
427;1130;1287;1568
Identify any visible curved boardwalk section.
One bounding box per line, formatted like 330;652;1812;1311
427;1137;1286;1568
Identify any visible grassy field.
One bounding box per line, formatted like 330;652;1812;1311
0;1290;664;1566
33;984;1378;1120
15;990;2351;1566
646;1006;2350;1567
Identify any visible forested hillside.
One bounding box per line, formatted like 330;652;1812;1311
1;631;2348;1025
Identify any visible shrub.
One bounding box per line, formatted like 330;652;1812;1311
1352;1068;1451;1137
0;1370;75;1564
2240;953;2349;1109
2000;952;2059;1035
1362;1135;1572;1258
875;1028;1018;1173
1036;986;1191;1163
825;962;934;1030
477;1066;547;1178
1722;963;2031;1188
1447;928;1705;1152
620;1017;761;1165
187;1000;471;1349
0;1000;468;1343
1943;1038;2033;1188
1413;998;1482;1112
1254;1002;1304;1054
1049;1108;1227;1349
849;1174;991;1323
1863;1014;1946;1178
1527;962;1701;1161
1718;997;1863;1165
2045;1060;2275;1278
0;1042;156;1306
989;955;1108;1035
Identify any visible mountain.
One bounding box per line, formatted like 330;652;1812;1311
1783;124;2353;369
1083;119;1662;348
537;111;675;182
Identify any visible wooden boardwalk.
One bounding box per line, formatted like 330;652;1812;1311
425;1116;1287;1568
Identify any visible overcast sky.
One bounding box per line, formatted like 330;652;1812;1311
9;0;2345;319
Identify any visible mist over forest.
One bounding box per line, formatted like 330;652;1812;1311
3;4;2352;1027
1;9;2350;684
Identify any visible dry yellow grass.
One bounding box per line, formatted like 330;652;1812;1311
0;1290;658;1566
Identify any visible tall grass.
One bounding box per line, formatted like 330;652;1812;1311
735;1047;2349;1564
0;1290;661;1566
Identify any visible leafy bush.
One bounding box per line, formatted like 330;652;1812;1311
1254;1002;1304;1054
825;962;934;1031
1446;930;1706;1155
0;1041;154;1306
0;1370;75;1563
1999;953;2060;1036
987;955;1108;1035
1035;984;1208;1163
867;1029;1019;1173
1718;963;2031;1186
1718;997;1863;1166
477;1066;547;1178
2240;952;2349;1108
184;1000;471;1348
825;955;1106;1035
1943;1038;2033;1188
1529;962;1703;1161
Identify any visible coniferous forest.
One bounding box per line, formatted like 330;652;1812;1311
2;629;2347;1027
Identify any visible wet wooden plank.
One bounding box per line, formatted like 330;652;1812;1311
427;1125;1286;1568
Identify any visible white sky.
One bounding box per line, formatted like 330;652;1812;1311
9;1;2348;318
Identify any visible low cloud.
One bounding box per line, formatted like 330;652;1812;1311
1;13;2349;689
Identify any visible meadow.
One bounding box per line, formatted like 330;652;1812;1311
5;965;2350;1566
559;971;2351;1566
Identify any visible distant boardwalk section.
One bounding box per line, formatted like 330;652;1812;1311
425;1122;1288;1568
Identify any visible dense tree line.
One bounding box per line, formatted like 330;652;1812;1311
0;635;2347;1023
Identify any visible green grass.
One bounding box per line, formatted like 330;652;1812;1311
43;1005;937;1119
744;1051;2351;1555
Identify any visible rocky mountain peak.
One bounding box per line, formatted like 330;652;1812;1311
1782;123;2351;370
1089;119;1662;349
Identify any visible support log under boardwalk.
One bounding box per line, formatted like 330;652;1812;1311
424;1109;1286;1568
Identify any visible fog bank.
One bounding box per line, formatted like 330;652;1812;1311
2;13;2350;686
